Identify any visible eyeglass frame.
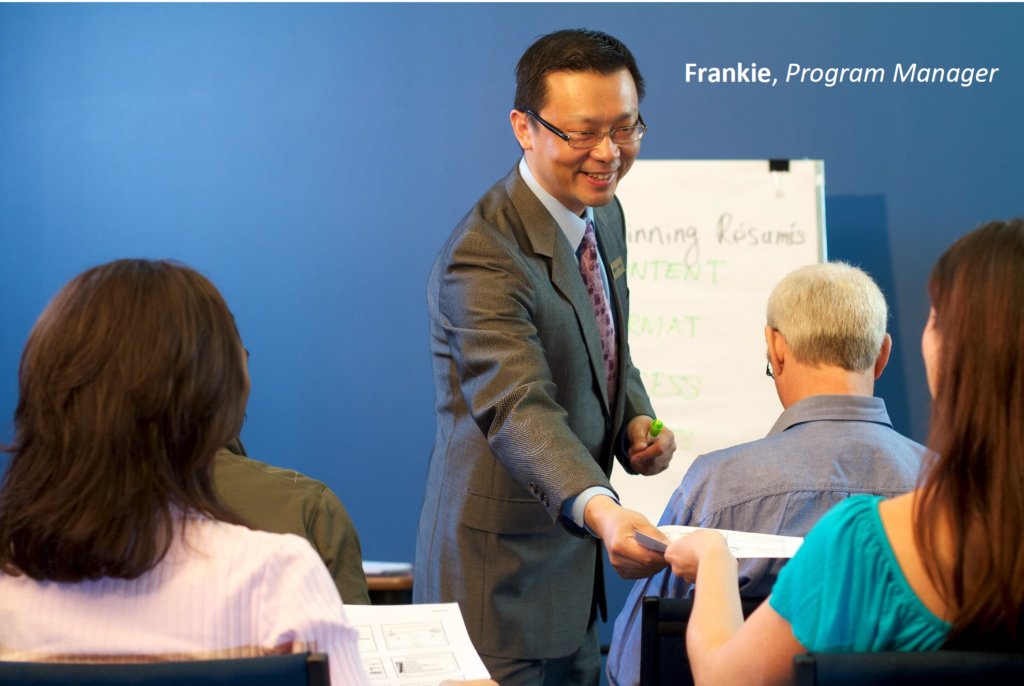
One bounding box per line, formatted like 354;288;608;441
524;109;647;149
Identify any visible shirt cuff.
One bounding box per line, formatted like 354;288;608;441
562;486;619;537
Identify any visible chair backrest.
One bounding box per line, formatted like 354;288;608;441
794;651;1024;686
639;595;766;686
0;651;330;686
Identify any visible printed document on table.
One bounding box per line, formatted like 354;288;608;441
634;525;803;558
345;602;490;684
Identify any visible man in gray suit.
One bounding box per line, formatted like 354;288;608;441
414;29;676;685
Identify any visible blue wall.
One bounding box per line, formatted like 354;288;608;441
2;0;1022;648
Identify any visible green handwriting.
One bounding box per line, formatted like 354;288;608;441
629;259;725;284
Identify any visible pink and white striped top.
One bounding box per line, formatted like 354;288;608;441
0;514;370;685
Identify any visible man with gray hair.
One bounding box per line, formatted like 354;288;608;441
606;261;926;686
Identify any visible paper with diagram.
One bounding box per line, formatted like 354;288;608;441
345;602;490;684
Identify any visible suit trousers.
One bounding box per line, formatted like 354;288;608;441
480;617;600;686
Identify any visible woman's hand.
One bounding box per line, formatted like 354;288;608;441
665;528;733;582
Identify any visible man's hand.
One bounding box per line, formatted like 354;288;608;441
584;495;668;579
626;415;676;475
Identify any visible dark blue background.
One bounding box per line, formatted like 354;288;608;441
2;1;1022;656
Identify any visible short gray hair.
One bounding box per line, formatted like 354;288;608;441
766;262;888;371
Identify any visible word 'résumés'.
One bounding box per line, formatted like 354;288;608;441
684;62;999;88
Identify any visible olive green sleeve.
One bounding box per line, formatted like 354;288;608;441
308;486;371;605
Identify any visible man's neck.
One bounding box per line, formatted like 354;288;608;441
518;157;591;251
779;366;875;408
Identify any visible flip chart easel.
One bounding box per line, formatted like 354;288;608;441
612;159;826;524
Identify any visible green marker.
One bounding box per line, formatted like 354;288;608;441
647;419;665;444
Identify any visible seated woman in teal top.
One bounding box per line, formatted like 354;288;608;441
658;220;1024;686
770;494;949;652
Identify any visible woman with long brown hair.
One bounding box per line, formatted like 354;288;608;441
0;259;368;683
658;220;1024;685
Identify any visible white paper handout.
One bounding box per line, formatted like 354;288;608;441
635;525;803;558
344;602;490;685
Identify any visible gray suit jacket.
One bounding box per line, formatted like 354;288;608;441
414;165;655;659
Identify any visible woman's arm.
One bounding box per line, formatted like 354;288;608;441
665;530;806;686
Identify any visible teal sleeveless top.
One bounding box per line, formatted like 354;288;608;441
769;494;951;652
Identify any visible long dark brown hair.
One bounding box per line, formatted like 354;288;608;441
914;219;1024;650
0;259;247;581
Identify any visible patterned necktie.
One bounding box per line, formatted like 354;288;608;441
579;218;618;402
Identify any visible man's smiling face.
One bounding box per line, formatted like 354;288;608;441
512;68;641;215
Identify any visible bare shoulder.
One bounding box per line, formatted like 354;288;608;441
877;490;918;561
877;490;952;621
878;490;916;513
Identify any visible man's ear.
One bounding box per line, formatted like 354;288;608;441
874;333;892;380
510;109;533;151
765;325;786;376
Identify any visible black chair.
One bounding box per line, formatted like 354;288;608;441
0;651;329;686
639;595;766;686
793;651;1024;686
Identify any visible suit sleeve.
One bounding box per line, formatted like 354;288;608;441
438;223;613;522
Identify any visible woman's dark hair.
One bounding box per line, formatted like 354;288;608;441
915;219;1024;650
0;259;248;581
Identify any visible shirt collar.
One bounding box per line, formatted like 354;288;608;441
519;157;593;253
767;394;892;437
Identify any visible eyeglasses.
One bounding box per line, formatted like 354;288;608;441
525;109;646;149
765;361;774;379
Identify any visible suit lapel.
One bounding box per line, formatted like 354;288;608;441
505;169;612;414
